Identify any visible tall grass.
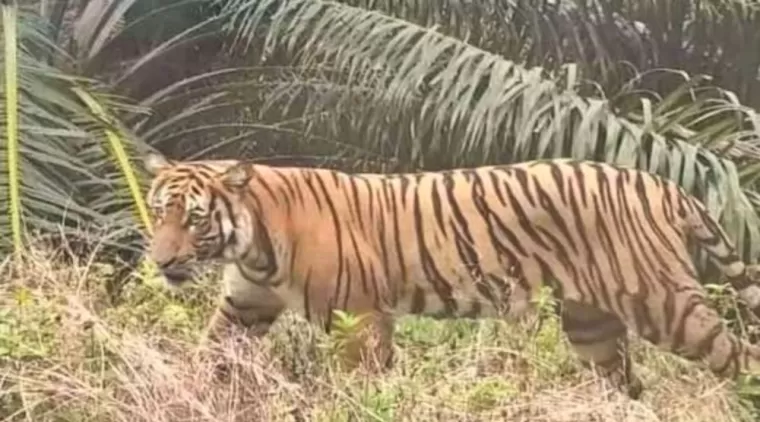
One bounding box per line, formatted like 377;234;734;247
0;234;756;421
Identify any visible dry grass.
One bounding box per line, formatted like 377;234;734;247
0;241;757;422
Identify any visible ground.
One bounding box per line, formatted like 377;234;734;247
1;245;758;422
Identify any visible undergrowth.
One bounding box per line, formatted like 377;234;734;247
0;240;758;421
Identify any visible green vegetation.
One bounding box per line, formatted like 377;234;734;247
1;241;758;421
4;0;760;420
1;0;760;263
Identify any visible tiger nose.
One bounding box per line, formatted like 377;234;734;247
161;267;192;284
154;258;192;284
149;248;179;271
154;256;177;269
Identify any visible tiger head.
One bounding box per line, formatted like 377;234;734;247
143;153;256;285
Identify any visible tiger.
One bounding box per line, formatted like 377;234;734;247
143;152;760;399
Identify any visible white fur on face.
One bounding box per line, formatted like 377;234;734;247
221;206;253;261
185;195;202;212
147;185;167;209
222;263;252;298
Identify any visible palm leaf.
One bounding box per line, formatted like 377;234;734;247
219;0;760;264
72;86;153;236
322;0;760;108
0;6;151;256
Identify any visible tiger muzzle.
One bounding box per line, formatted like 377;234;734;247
160;265;193;285
154;257;193;285
149;226;195;285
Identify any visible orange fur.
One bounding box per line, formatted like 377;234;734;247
144;153;760;398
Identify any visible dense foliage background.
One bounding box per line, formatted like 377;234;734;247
4;2;760;421
4;0;760;273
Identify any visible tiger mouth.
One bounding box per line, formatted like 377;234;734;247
161;267;193;285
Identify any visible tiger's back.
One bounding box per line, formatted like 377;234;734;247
144;155;760;399
260;159;755;321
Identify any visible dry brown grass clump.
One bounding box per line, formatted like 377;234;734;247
0;240;757;421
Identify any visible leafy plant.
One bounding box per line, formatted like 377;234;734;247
326;309;372;368
219;0;760;266
0;0;230;259
0;4;125;254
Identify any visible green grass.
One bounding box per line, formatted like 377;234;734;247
0;241;758;422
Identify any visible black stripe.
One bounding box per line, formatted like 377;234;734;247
312;173;346;311
549;162;567;205
512;168;536;207
348;176;365;227
533;175;578;254
386;179;407;285
431;178;447;232
302;170;325;211
445;172;496;303
413;180;457;314
346;228;368;294
566;182;597;305
570;162;588;207
635;173;693;276
471;172;530;298
503;178;550;251
487;171;508;206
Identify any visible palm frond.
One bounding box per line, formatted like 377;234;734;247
319;0;760;109
220;0;760;263
0;7;149;255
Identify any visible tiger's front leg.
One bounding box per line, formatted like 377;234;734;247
196;265;286;378
302;263;396;373
201;292;285;348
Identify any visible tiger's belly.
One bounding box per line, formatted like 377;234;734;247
394;272;533;321
223;260;533;324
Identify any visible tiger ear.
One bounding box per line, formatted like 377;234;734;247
221;162;253;190
144;152;172;175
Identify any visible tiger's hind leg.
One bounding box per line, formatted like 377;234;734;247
608;273;760;393
561;300;643;399
634;282;760;382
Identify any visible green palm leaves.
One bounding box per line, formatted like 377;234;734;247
0;2;151;256
3;0;760;269
220;0;760;263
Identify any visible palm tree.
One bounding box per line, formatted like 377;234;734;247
215;0;760;269
0;4;139;255
0;0;233;258
5;0;760;273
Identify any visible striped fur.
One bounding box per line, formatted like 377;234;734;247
144;153;760;398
